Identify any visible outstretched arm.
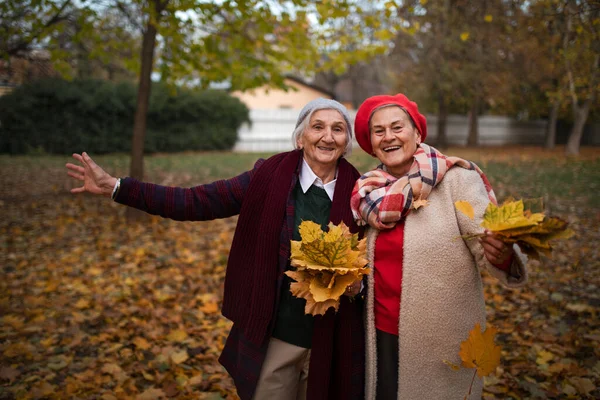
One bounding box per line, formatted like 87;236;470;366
66;152;262;221
66;152;117;197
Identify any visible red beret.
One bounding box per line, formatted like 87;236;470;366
354;93;427;156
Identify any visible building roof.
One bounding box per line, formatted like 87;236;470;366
284;75;336;99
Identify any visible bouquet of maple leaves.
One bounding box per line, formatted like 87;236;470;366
286;221;369;316
455;198;574;260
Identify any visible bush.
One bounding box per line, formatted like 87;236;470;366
0;78;249;154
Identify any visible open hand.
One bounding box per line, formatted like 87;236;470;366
66;152;117;197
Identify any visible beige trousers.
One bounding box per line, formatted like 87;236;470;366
252;337;311;400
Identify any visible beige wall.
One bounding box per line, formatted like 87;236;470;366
231;79;332;110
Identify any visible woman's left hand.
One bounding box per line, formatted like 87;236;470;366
344;280;361;297
480;230;513;265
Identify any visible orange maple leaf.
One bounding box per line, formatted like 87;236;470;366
459;323;501;377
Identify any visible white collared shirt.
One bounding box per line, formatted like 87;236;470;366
299;159;336;201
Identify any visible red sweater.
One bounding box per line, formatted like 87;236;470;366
374;223;513;336
373;223;405;336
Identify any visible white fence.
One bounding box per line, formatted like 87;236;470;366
234;109;550;152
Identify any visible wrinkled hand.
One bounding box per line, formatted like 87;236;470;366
66;152;117;197
480;230;513;265
343;280;361;297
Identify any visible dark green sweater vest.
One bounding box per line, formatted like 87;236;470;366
271;181;332;348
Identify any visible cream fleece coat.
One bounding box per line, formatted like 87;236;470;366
363;168;528;400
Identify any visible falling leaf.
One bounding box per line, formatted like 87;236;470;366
459;323;501;377
484;14;493;22
460;32;470;41
287;221;369;315
455;200;474;219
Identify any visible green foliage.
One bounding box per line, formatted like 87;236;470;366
0;78;249;154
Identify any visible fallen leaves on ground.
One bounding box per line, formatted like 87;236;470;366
1;194;239;399
1;148;599;399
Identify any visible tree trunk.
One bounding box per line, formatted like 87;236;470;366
436;92;448;149
126;5;161;221
545;100;559;150
565;100;591;156
467;96;479;147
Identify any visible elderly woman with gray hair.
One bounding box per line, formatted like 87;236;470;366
66;99;364;400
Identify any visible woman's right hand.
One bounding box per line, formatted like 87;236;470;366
66;152;117;197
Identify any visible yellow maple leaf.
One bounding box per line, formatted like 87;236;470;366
310;271;360;302
287;221;369;316
481;200;545;232
498;216;573;238
459;323;501;377
298;220;325;243
291;221;368;272
455;200;474;219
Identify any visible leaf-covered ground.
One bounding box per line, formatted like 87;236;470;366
1;146;599;399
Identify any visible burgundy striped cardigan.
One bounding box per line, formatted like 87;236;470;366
115;150;364;400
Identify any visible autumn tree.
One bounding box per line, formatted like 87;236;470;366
0;0;76;58
519;0;570;150
557;0;599;155
391;0;468;149
117;0;356;219
4;0;363;220
312;1;400;109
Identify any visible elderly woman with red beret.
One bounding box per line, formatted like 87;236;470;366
66;99;365;400
349;94;528;400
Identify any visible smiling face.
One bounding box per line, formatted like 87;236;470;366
370;106;421;177
297;108;348;175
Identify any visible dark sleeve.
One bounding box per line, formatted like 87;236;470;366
114;159;265;221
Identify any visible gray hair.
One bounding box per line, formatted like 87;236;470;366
292;98;353;157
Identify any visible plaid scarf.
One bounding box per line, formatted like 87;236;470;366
350;143;497;230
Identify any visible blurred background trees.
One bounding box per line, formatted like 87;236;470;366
1;0;599;158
